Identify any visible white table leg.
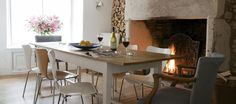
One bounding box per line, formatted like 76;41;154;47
103;65;113;104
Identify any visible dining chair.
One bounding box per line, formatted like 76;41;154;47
33;49;78;104
119;46;171;101
22;45;53;98
49;50;98;104
138;53;224;104
35;36;68;70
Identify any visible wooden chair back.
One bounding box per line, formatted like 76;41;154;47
35;49;49;77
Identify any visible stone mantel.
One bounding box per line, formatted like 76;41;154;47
125;0;224;20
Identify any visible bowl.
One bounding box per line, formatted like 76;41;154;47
70;43;100;50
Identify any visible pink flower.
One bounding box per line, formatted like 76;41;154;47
26;15;63;35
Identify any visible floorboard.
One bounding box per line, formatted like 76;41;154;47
0;70;152;104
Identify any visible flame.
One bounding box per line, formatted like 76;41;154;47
165;44;176;74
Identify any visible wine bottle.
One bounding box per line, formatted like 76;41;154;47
110;27;117;51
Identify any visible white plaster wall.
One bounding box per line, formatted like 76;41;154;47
125;0;217;20
0;0;113;75
83;0;112;43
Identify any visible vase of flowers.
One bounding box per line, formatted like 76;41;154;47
27;15;63;42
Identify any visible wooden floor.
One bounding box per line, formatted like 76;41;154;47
0;70;151;104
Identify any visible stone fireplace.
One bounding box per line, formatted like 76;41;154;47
124;0;232;72
132;19;207;72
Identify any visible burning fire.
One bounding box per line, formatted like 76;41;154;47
164;44;176;74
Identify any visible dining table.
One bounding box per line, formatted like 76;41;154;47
30;42;182;104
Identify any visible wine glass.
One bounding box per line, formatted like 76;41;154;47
97;34;103;49
122;37;130;55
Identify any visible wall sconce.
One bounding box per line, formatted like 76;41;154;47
96;1;103;8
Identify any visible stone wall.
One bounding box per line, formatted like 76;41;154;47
112;0;125;41
224;0;236;75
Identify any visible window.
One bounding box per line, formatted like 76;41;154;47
7;0;83;48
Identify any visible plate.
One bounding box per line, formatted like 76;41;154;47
70;43;100;50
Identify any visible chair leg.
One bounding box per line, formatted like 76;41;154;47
81;95;84;104
58;93;61;104
133;84;139;100
62;95;68;104
65;62;68;71
22;70;31;98
112;75;118;98
52;82;56;104
35;77;43;104
141;84;144;98
115;76;118;92
50;80;53;93
33;74;39;104
91;71;94;85
112;77;115;98
118;78;125;101
61;94;65;104
95;72;99;88
56;61;60;70
74;77;77;83
60;80;63;86
91;95;94;104
65;96;68;104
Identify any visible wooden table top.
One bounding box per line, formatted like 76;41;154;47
31;42;182;66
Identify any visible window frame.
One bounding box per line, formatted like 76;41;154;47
6;0;83;48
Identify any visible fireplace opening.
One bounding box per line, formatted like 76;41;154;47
129;19;208;76
144;19;206;76
165;33;200;76
163;44;177;74
145;19;206;57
